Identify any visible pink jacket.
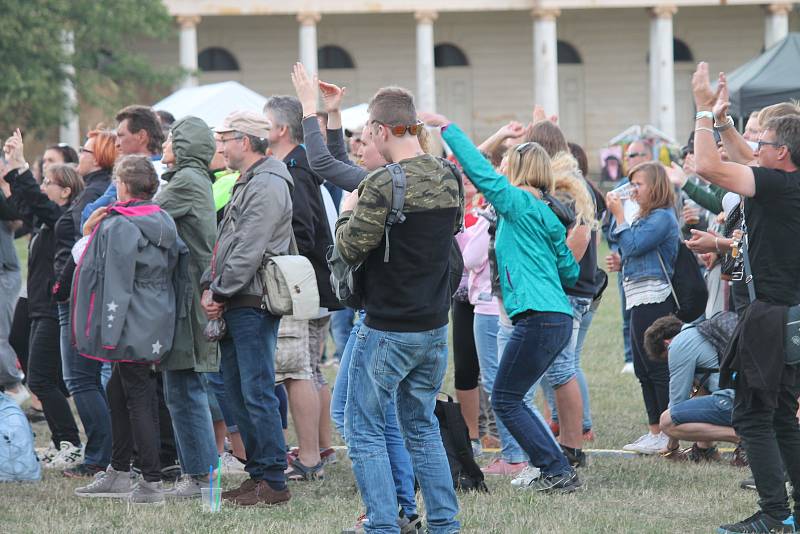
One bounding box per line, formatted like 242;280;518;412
461;216;500;316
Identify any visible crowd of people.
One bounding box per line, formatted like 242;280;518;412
1;59;800;534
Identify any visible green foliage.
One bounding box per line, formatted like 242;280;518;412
0;0;180;135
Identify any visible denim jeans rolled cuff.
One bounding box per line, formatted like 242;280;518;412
492;312;573;477
200;373;225;423
220;307;287;488
163;369;219;476
345;324;459;534
332;315;417;516
0;268;22;389
57;303;112;466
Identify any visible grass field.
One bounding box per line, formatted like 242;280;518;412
0;240;760;533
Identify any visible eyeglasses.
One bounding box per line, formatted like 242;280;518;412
370;120;424;137
756;140;784;151
79;147;94;155
626;152;648;159
42;178;63;188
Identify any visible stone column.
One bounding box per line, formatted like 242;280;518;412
765;3;792;49
532;8;560;116
59;31;80;148
415;10;438;113
298;12;321;75
650;5;677;140
178;15;200;88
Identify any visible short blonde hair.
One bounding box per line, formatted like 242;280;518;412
758;101;800;126
506;142;554;191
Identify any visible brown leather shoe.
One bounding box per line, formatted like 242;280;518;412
232;480;291;506
222;478;257;500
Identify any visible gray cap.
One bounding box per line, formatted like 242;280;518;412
215;110;271;139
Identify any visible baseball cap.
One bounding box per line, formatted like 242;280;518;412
215;110;271;139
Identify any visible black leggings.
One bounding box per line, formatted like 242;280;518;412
27;316;80;448
452;300;480;391
629;299;674;426
9;297;30;376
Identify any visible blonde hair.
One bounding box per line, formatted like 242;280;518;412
550;152;597;229
758;100;800;127
506;142;554;191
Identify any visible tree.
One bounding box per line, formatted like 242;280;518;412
0;0;180;136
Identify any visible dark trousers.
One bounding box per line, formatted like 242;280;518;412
733;375;800;520
452;299;479;391
9;297;30;376
108;362;161;482
27;316;80;448
629;299;674;426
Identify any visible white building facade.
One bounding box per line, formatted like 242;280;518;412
141;0;799;171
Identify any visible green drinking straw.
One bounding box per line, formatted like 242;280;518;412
216;456;222;510
209;464;214;510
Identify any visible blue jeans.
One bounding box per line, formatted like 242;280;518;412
204;370;238;433
162;369;219;476
543;297;595;431
330;308;355;362
332;312;417;518
345;324;459;534
57;302;111;466
618;274;633;364
219;307;286;488
492;312;573;477
670;391;734;427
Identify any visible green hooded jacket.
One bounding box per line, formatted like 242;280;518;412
156;116;219;372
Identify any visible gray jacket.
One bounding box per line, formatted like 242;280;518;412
203;157;294;309
72;201;189;364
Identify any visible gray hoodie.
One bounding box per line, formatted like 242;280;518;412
71;201;189;364
203;157;294;309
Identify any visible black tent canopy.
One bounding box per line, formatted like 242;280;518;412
724;33;800;118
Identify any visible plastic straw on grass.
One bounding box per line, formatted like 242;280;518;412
209;464;214;510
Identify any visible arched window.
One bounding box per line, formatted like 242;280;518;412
434;44;469;68
198;47;239;71
645;39;694;63
673;38;693;62
318;45;355;69
557;40;582;64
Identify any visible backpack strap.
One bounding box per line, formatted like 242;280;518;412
739;203;757;303
439;158;465;234
656;251;681;312
383;163;407;263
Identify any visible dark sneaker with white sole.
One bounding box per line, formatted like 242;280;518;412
718;511;796;533
522;469;582;494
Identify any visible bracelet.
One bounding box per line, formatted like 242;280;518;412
695;127;715;135
714;116;734;131
715;237;721;254
695;111;714;121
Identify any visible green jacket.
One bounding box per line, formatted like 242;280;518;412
156;116;219;372
682;178;727;215
213;169;239;213
442;123;578;318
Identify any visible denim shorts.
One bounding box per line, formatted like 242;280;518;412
544;296;591;387
669;393;733;427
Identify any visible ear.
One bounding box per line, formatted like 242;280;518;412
62;186;72;200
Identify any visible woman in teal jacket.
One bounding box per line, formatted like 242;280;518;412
423;113;581;493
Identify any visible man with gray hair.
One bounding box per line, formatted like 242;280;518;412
201;110;294;506
263;96;341;480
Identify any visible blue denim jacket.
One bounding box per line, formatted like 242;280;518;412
610;207;679;283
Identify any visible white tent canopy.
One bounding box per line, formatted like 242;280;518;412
153;81;268;129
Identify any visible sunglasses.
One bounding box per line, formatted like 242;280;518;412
756;140;784;151
514;142;537;155
626;152;648;159
371;120;424;137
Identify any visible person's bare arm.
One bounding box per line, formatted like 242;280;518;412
692;63;756;197
477;121;525;160
713;72;756;165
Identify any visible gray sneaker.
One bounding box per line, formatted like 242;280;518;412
166;475;206;500
129;479;165;505
75;466;133;498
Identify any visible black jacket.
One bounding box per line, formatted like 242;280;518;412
5;168;68;319
284;145;341;311
52;169;111;301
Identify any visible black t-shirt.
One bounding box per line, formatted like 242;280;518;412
565;179;602;299
745;167;800;305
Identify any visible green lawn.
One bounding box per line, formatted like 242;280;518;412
0;243;760;533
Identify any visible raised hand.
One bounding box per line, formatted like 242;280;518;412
692;62;721;110
666;161;688;187
712;72;730;123
318;80;346;114
3;129;26;171
418;111;450;128
532;105;558;125
291;62;319;117
497;121;525;140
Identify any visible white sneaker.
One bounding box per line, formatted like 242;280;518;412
37;445;60;468
50;441;84;469
221;452;246;474
622;433;653;452
620;362;635;375
624;433;667;455
511;465;541;488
